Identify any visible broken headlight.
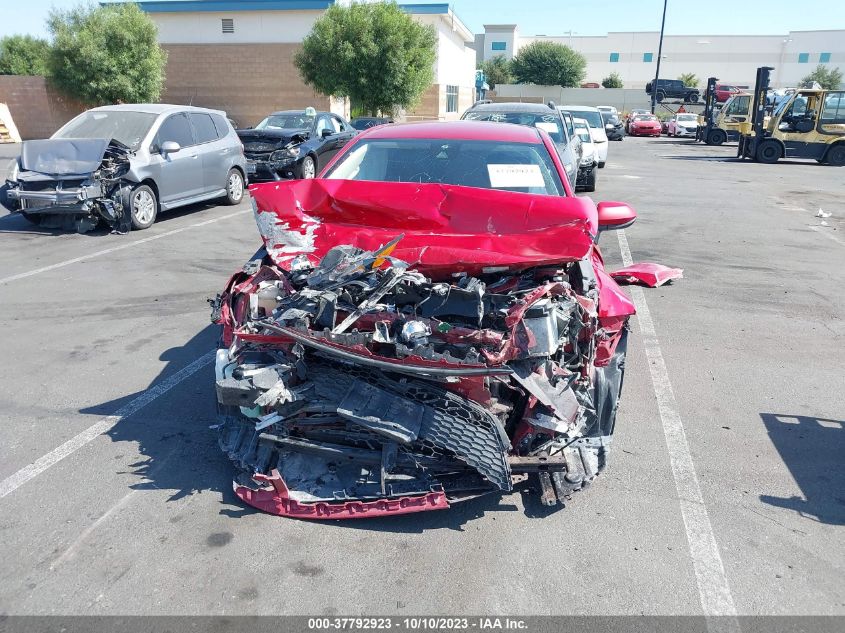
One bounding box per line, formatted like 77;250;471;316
6;158;19;183
270;147;300;162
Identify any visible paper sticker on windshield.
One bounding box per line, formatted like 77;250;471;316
535;122;559;134
488;164;545;188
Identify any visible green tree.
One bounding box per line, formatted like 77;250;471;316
800;64;843;89
677;72;699;88
295;1;436;116
601;72;623;88
0;35;51;76
480;55;513;90
511;41;586;87
47;2;167;105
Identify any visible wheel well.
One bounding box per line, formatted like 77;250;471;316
229;165;245;182
138;179;160;205
824;140;845;160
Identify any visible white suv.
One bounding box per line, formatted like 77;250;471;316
559;105;609;168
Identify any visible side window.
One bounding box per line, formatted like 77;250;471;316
155;113;195;149
328;115;343;133
189;113;219;144
315;115;332;136
564;114;575;139
210;114;231;138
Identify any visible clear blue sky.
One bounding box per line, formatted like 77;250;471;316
2;0;845;38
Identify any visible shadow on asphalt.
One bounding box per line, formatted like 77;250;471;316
0;199;225;236
82;319;567;530
759;412;845;525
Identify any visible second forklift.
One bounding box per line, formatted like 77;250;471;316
738;66;845;165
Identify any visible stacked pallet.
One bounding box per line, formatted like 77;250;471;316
0;103;22;143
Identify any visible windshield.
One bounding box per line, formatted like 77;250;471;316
325;138;564;196
53;110;157;150
600;112;619;125
676;114;698;122
635;115;658;122
563;109;603;128
462;111;564;144
256;113;315;130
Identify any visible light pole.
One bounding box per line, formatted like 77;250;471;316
650;0;668;114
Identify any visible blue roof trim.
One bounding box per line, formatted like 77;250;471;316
125;0;334;13
397;3;450;14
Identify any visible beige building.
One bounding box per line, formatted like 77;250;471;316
125;0;476;126
477;25;845;89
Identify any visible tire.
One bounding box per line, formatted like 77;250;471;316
584;169;596;192
598;161;605;168
687;93;700;103
129;184;158;230
592;328;628;439
707;129;727;146
297;155;316;179
20;212;43;226
825;143;845;166
756;139;781;164
656;91;665;103
223;168;245;205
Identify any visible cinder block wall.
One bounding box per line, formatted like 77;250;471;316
161;43;333;127
0;76;86;140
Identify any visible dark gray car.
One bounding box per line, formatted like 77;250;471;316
1;104;247;232
460;101;580;189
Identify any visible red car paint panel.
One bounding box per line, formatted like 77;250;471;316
610;263;684;287
249;178;598;279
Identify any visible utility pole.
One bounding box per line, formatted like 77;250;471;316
651;0;668;114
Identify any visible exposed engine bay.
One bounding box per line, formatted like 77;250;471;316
2;138;134;232
211;179;636;518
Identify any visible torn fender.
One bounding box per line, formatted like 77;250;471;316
610;263;684;287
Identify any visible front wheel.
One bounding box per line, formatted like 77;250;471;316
129;184;158;230
707;129;727;146
825;143;845;166
687;93;700;103
297;155;316;179
224;168;245;205
656;91;665;103
756;139;781;164
584;169;597;192
598;161;605;168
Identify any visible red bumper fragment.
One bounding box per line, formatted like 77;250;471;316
610;263;683;287
234;470;450;519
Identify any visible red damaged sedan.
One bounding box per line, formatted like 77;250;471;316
211;121;639;519
628;114;662;137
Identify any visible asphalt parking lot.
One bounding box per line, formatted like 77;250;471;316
0;136;842;617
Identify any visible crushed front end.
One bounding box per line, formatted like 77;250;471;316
212;179;634;518
3;138;133;232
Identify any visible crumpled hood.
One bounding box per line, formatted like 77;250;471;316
20;138;110;175
237;128;309;145
249;179;598;280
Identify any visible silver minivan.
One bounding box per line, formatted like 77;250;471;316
2;104;247;232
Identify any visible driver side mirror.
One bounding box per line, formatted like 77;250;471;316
160;141;181;154
597;201;637;231
321;128;333;138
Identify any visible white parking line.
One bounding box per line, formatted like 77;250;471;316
0;208;251;286
0;350;215;500
617;229;739;624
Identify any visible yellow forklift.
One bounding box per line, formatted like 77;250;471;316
738;66;845;165
704;92;752;145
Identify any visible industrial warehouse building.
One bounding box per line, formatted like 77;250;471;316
477;25;845;89
127;0;475;126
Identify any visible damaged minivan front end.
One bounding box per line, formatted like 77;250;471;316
3;138;134;232
211;179;637;519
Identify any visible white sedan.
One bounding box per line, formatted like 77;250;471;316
667;113;699;137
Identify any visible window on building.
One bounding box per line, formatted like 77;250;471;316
491;41;507;51
446;85;459;113
798;52;810;63
609;52;619;63
643;52;653;62
222;18;234;34
820;52;832;63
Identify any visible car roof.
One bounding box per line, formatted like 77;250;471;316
361;120;544;143
88;103;227;116
269;110;327;116
560;105;601;112
466;102;556;114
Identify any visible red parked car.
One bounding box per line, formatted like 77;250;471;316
211;121;646;518
628;114;662;137
714;84;741;103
